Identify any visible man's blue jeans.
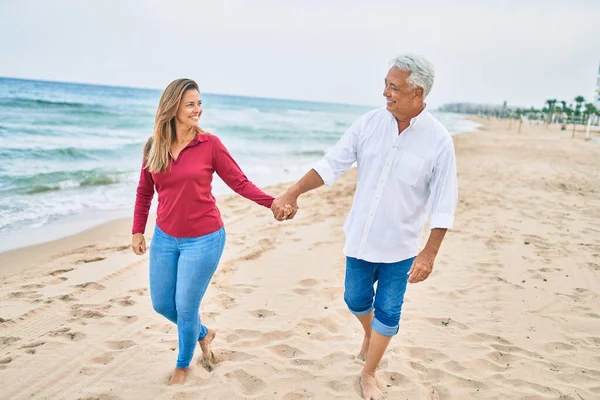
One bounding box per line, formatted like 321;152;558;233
149;224;226;369
344;256;414;337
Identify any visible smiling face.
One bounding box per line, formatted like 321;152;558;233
383;67;424;119
175;89;202;128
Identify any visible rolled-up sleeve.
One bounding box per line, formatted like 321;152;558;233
428;136;458;230
313;120;359;186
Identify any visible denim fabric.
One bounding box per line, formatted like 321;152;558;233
344;256;414;336
149;224;226;368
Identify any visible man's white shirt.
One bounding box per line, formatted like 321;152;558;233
313;106;458;263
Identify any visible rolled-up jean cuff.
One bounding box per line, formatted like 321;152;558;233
348;306;373;316
372;317;399;337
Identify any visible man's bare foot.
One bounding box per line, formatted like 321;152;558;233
356;334;371;362
199;329;216;371
360;372;384;400
168;367;188;385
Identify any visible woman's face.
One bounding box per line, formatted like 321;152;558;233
176;89;202;128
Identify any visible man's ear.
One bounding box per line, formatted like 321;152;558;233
415;87;424;99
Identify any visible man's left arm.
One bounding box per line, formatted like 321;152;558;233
408;137;458;283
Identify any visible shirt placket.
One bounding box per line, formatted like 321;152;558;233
356;133;405;257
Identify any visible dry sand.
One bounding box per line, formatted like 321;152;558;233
0;118;599;399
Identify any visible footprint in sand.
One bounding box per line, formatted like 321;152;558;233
268;344;304;359
47;276;69;285
327;378;354;393
20;284;44;290
213;349;256;363
119;315;138;324
76;256;107;264
321;351;354;364
78;393;123;400
57;294;78;302
8;291;41;299
543;341;577;354
249;309;276;319
380;371;411;390
218;283;257;295
20;341;45;355
49;268;74;276
298;278;318;287
225;369;267;396
212;294;236;309
291;358;322;369
424;317;470;330
90;352;115;365
404;346;449;363
21;341;45;350
1;336;20;345
0;356;13;365
293;288;316;296
282;390;317;400
74;282;105;290
128;288;148;296
71;309;105;319
225;329;262;343
71;302;108;317
204;311;221;320
106;340;136;350
110;296;136;307
49;327;86;341
298;317;342;334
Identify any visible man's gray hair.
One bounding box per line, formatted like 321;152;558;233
391;54;435;97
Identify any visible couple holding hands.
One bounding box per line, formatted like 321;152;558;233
131;54;457;399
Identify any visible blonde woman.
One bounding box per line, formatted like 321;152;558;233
131;79;286;385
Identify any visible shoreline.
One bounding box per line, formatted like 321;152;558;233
0;113;483;255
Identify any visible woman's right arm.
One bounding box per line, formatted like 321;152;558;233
131;161;155;254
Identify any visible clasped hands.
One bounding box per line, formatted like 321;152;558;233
270;191;299;221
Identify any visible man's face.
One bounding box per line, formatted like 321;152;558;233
383;67;422;116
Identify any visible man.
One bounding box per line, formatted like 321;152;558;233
272;53;458;400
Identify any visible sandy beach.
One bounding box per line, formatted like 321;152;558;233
1;118;599;400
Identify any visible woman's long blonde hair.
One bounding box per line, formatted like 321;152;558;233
144;78;202;173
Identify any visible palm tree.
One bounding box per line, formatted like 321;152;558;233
561;100;567;111
545;99;557;124
574;96;586;118
584;103;598;120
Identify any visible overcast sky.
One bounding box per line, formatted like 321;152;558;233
1;0;599;108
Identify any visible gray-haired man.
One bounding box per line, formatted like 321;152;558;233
273;54;458;399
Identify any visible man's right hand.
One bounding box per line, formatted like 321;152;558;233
131;233;147;255
271;191;299;221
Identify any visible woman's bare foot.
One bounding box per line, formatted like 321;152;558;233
356;334;371;362
199;329;216;371
168;367;189;385
360;372;384;400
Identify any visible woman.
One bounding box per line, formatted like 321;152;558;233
131;78;286;385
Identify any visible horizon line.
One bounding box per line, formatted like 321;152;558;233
0;75;381;110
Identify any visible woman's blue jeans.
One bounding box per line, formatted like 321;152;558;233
149;224;226;369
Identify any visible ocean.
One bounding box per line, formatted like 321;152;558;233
0;77;480;252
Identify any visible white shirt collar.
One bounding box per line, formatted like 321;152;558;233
386;103;429;130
